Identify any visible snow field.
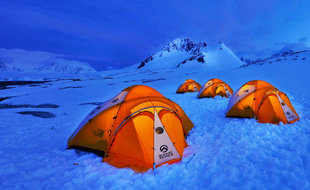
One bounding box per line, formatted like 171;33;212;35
0;48;310;189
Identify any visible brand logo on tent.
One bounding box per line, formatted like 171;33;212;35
159;145;174;160
160;145;168;153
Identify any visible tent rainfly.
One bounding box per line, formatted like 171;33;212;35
197;78;233;98
225;80;299;124
176;79;201;93
68;85;194;172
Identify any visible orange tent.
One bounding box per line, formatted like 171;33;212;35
197;78;233;98
176;79;201;93
68;85;194;172
225;80;299;124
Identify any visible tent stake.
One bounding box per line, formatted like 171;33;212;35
186;153;196;164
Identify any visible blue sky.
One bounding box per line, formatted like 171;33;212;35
1;0;310;70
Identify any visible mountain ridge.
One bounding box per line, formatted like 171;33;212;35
137;38;243;70
0;48;96;74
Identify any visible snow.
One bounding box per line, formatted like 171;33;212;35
278;43;310;54
141;51;193;70
135;39;243;70
0;48;96;76
202;42;244;69
0;45;310;189
0;48;58;71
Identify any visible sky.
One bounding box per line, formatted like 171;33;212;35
1;0;310;70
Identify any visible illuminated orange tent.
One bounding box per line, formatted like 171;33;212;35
197;78;233;98
176;79;201;93
225;80;299;124
68;85;194;172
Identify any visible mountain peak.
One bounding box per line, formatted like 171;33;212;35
161;38;207;54
137;38;243;70
138;38;208;69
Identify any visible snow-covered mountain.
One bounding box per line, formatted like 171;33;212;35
241;46;309;68
137;38;244;70
239;42;310;66
0;48;96;74
278;42;310;54
36;58;96;74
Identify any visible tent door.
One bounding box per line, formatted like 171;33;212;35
275;94;298;122
153;109;181;167
223;85;232;97
193;84;198;92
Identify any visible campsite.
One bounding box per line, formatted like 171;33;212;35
1;45;309;188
